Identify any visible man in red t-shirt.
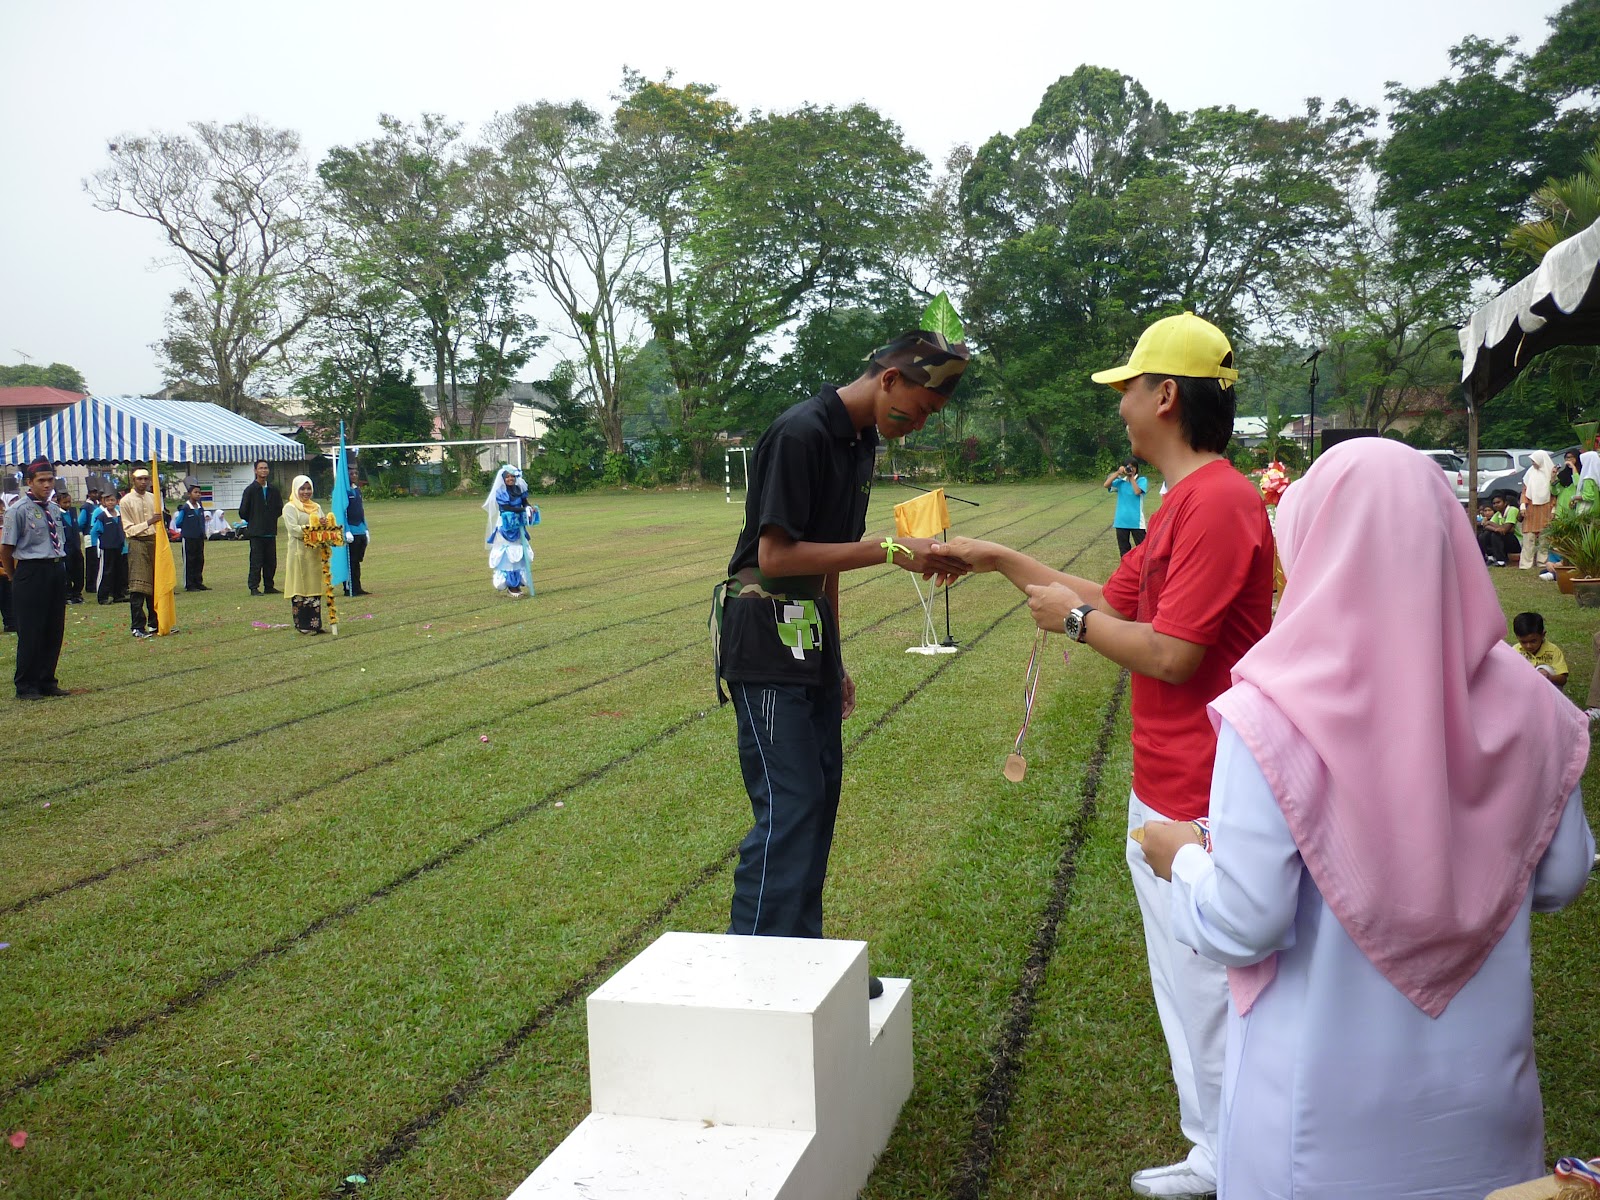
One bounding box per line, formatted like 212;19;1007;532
944;313;1274;1199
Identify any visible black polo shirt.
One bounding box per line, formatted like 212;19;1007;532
720;386;877;686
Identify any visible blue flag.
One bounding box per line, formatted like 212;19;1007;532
330;421;351;588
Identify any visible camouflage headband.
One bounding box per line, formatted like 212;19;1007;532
868;330;972;398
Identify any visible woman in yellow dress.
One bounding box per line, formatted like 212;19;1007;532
281;475;326;634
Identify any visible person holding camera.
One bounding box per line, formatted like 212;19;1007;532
1105;458;1149;557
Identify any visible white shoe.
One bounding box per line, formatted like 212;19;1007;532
1539;571;1556;580
1131;1162;1217;1198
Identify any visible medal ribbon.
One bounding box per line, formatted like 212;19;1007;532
1012;631;1073;757
1555;1158;1600;1189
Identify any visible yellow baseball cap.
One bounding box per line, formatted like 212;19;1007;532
1091;312;1239;392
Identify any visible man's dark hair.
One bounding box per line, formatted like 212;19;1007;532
1147;375;1236;454
1512;611;1545;637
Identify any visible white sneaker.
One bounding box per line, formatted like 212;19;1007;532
1539;571;1556;581
1131;1161;1217;1198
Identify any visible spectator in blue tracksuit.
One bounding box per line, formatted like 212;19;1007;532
53;485;86;604
81;486;102;600
168;484;210;591
91;492;128;604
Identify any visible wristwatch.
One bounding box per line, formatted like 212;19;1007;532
1063;603;1094;643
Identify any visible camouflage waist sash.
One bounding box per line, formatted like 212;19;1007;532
708;568;825;704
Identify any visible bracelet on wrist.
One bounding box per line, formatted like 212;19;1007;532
880;537;911;564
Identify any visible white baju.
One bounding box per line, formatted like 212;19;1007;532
1169;723;1595;1200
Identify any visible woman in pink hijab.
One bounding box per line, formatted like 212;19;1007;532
1140;437;1594;1200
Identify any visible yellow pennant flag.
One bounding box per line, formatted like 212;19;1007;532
893;488;951;539
151;455;178;635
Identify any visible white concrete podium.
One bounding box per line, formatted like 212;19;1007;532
509;932;913;1200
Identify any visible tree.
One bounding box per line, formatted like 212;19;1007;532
1282;187;1466;434
528;361;605;491
1504;136;1600;430
458;266;542;440
954;66;1180;471
1379;36;1561;283
630;97;928;474
295;275;416;443
1165;100;1372;324
86;119;323;411
0;362;88;392
488;100;649;456
1505;138;1600;262
318;114;510;439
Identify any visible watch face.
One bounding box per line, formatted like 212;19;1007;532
1065;610;1083;641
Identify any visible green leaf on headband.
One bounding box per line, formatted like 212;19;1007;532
921;292;965;344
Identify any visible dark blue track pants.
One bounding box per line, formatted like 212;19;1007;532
728;679;843;938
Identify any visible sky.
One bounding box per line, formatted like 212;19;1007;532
0;0;1568;396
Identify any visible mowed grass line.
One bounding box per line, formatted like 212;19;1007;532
322;521;1131;1199
0;490;1076;909
2;492;1098;1090
11;484;1587;1200
3;486;1116;1197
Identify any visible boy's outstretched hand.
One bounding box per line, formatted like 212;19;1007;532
894;536;969;587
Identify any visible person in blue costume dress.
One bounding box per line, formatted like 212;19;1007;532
483;464;539;598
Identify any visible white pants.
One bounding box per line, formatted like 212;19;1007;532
1126;790;1228;1185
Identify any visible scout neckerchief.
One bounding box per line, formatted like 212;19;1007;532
1004;630;1071;782
32;496;62;556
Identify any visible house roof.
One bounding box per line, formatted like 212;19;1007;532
0;395;306;465
0;387;86;409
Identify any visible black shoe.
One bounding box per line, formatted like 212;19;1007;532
194;584;210;591
67;596;83;605
263;586;281;594
249;588;261;596
15;688;42;701
868;975;884;1000
39;685;70;697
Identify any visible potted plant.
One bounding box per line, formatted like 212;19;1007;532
1544;507;1600;606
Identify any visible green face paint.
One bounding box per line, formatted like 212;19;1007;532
887;407;913;424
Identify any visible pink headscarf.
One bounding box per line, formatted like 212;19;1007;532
1210;438;1588;1017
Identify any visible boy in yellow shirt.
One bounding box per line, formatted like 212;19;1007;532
1512;611;1568;688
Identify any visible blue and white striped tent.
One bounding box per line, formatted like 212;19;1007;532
0;395;305;465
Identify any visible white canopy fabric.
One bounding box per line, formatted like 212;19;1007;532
0;395;305;465
1460;215;1600;403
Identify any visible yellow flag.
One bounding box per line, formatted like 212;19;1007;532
893;488;951;539
152;455;178;635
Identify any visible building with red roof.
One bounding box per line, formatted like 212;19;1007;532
0;386;86;444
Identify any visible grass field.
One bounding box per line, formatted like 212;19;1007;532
2;482;1597;1199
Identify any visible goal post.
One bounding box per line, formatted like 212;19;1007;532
725;446;751;503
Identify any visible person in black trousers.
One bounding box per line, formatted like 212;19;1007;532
92;491;128;603
169;483;210;590
343;475;369;596
237;460;284;595
55;485;86;604
81;485;102;601
712;327;971;996
1;458;70;699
